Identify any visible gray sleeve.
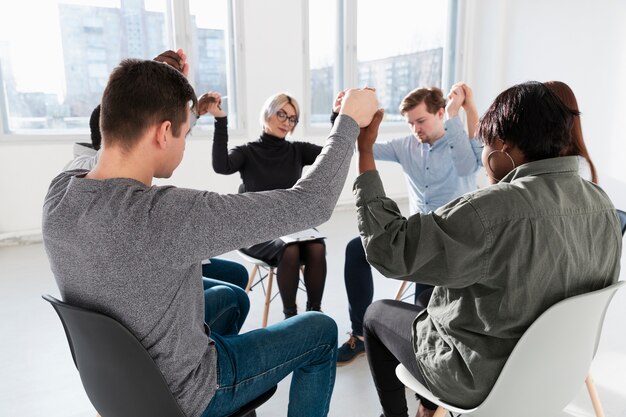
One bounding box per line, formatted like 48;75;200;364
159;114;359;261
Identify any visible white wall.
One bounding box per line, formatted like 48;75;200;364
2;0;625;238
462;0;626;207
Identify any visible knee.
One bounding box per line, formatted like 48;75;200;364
232;264;250;289
346;237;363;255
206;285;239;309
346;237;367;264
363;300;391;331
302;312;338;345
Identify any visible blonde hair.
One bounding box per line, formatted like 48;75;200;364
260;93;300;134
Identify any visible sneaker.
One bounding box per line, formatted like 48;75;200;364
336;334;365;366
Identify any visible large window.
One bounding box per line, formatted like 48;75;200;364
0;0;239;136
308;0;454;126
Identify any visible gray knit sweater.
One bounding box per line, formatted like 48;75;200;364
42;115;359;417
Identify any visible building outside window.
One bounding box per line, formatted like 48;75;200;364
0;0;238;136
308;0;453;126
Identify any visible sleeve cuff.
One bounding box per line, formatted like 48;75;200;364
353;170;386;206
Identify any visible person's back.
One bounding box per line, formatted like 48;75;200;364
415;156;620;406
353;81;621;417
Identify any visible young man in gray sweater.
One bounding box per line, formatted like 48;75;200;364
42;57;380;417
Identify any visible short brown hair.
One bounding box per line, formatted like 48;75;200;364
399;87;445;116
100;59;198;151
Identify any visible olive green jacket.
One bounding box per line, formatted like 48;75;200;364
354;156;621;408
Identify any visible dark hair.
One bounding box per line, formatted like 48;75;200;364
89;105;102;151
476;81;579;162
399;87;445;116
544;81;598;183
100;59;198;151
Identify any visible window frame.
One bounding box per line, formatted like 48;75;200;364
0;0;245;142
303;0;461;137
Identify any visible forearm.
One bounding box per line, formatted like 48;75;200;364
358;151;376;174
211;117;238;174
465;106;479;139
446;117;480;175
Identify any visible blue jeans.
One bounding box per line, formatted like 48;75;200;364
344;237;432;337
203;277;250;336
202;257;249;290
201;312;338;417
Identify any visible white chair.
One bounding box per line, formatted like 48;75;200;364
396;280;625;417
237;250;305;328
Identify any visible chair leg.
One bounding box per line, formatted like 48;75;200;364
395;281;408;300
262;268;274;328
586;373;605;417
245;265;259;293
433;407;448;417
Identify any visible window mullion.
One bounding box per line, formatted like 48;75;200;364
343;0;358;89
168;0;195;86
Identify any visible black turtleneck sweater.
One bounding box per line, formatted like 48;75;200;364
212;116;323;192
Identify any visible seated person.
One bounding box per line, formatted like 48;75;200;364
65;49;251;336
42;55;380;417
210;92;328;318
331;84;483;364
353;81;621;417
64;105;102;171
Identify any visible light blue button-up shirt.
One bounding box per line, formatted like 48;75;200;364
373;116;483;214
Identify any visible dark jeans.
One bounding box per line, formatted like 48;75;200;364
201;257;250;335
344;237;432;337
363;299;437;417
201;257;249;289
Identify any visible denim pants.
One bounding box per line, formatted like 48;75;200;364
203;277;250;336
202;257;249;290
344;237;432;337
200;312;338;417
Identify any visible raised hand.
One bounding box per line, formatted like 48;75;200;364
154;48;189;78
333;90;346;113
446;82;466;117
198;92;226;117
339;88;379;128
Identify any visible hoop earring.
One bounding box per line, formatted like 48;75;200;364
486;150;516;182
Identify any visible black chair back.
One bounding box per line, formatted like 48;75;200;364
43;295;275;417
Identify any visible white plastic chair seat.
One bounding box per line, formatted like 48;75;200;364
396;280;625;417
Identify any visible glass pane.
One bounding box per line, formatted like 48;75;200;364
357;0;447;122
189;0;234;128
0;0;168;134
309;0;337;124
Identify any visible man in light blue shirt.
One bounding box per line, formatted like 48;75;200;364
337;83;483;365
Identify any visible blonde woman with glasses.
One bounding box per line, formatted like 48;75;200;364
209;92;328;319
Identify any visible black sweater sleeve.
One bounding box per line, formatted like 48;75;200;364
298;142;324;166
212;116;246;175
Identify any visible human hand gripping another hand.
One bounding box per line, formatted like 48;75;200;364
333;90;346;113
356;108;384;174
445;82;466;118
154;49;189;77
198;92;226;118
339;87;379;128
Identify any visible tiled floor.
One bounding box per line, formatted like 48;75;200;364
1;206;625;417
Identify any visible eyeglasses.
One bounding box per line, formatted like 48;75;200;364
276;109;299;127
